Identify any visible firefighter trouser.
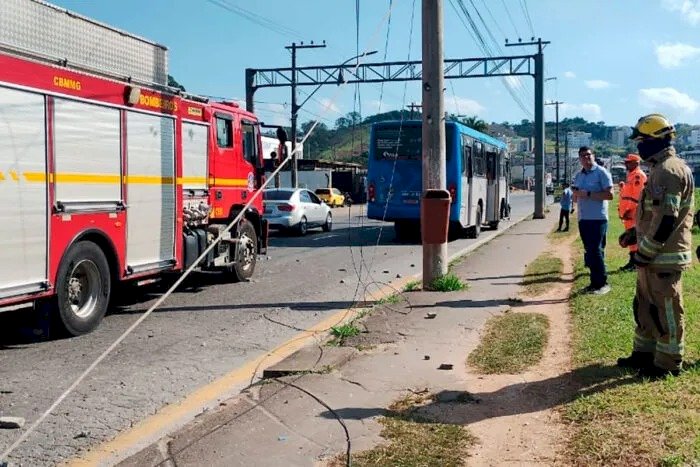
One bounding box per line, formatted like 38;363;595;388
623;219;637;252
632;268;685;371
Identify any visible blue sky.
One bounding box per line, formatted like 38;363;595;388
50;0;700;129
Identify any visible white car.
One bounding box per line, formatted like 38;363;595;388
263;188;333;235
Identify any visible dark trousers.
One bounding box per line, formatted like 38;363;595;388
558;208;570;230
579;219;608;288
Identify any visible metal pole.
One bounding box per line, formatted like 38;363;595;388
564;131;569;182
422;0;447;286
245;68;255;113
290;42;298;189
533;41;545;218
555;102;560;184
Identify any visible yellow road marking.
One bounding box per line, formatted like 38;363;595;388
0;171;4;181
65;279;413;466
9;170;19;181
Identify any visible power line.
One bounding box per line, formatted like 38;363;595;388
520;0;536;37
500;0;522;38
203;0;303;39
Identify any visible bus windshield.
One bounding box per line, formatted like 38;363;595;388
374;126;422;160
373;125;453;160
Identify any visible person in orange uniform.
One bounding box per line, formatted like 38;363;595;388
617;154;647;271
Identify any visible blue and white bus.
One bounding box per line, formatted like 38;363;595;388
367;120;510;240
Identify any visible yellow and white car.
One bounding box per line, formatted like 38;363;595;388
314;188;346;207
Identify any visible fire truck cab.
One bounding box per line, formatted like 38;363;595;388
0;0;281;335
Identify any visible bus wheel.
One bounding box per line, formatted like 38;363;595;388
467;206;482;239
55;241;111;336
230;219;257;282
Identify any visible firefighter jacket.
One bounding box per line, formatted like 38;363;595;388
636;147;695;270
618;167;646;223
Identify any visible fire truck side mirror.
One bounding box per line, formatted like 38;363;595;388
270;151;277;160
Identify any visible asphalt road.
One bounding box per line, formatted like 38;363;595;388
0;192;535;466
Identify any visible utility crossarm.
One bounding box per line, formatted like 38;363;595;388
246;55;534;94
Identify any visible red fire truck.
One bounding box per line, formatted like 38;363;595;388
0;0;281;335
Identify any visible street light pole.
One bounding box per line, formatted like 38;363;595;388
545;99;564;184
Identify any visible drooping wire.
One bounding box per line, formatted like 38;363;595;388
448;0;532;118
500;0;522;39
203;0;304;40
520;0;536;38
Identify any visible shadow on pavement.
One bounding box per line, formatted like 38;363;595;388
319;363;638;424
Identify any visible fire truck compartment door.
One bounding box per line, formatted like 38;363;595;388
182;122;208;190
126;111;176;270
54;98;122;205
0;87;48;297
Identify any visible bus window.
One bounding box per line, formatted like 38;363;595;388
473;142;485;177
461;135;472;176
486;146;498;180
499;150;506;178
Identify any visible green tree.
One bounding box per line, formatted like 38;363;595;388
460;115;488;133
167;74;186;92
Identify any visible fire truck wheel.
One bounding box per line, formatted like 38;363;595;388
230;219;257;282
55;241;111;336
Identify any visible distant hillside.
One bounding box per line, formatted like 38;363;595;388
291;110;698;167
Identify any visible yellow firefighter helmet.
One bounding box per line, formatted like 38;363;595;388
630;113;676;141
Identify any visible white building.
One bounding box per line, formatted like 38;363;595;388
611;127;632;147
506;136;532;153
567;131;592;149
261;135;303;160
689;129;700;148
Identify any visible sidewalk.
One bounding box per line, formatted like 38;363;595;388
118;211;560;467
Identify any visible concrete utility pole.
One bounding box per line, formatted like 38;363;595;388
422;0;448;285
545;100;563;184
564;131;569;182
286;41;326;188
505;38;550;219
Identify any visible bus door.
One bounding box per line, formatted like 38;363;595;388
460;135;473;228
485;145;499;223
503;152;511;217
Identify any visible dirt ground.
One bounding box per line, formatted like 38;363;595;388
458;236;576;466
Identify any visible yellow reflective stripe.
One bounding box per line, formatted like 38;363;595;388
55;173;121;184
178;176;207;185
23;172;48;182
9;170;19;181
651;251;692;265
209;177;248;187
124;175;175;185
664;297;678;351
656;340;683;355
664;194;680;209
638;237;662;256
633;333;656;352
0;171;4;181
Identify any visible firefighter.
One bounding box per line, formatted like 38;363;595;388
617;113;694;378
617;154;647;271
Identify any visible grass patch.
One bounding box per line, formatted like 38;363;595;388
467;312;549;373
564;194;700;465
427;273;467;292
328;323;361;346
377;293;401;304
332;392;476;467
521;252;564;296
402;280;421;292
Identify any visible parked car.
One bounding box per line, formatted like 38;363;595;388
314;187;346;207
263;188;333;235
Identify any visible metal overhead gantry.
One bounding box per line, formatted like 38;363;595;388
245;46;548;217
